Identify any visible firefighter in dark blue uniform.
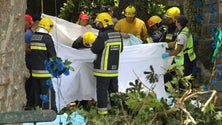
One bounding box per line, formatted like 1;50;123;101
147;15;167;43
91;12;123;115
30;17;57;111
72;32;96;49
164;7;181;43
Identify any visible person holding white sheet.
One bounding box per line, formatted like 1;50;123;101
147;15;167;43
162;15;196;90
72;32;96;49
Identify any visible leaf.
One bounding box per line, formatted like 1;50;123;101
125;93;143;112
149;65;153;72
165;82;175;93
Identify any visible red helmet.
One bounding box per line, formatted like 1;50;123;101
79;14;89;20
25;14;34;25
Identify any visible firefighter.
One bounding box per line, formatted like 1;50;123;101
147;15;168;42
91;12;123;115
163;7;181;88
164;7;181;43
30;17;57;112
72;31;96;49
162;15;196;90
114;5;148;43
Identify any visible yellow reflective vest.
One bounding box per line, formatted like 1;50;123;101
174;27;196;65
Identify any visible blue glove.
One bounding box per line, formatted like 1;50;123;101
162;53;170;59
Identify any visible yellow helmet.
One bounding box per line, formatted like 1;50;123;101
38;17;54;32
147;16;162;27
124;6;136;17
165;7;180;22
83;32;96;47
95;12;113;27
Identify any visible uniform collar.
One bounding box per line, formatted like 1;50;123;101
36;28;49;33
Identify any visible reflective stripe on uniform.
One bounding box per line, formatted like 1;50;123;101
32;70;52;77
166;34;173;40
31;46;47;50
94;68;119;73
32;73;52;77
104;42;122;70
98;110;108;115
31;42;47;50
31;42;46;46
94;72;118;77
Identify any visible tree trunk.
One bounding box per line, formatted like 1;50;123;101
0;0;27;112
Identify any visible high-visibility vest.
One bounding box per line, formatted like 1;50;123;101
174;27;196;65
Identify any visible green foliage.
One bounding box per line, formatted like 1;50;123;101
146;0;167;18
59;0;113;24
59;0;76;22
215;111;222;121
60;64;222;124
59;0;167;26
126;79;146;97
164;64;185;96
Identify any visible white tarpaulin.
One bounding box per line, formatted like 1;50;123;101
41;14;173;110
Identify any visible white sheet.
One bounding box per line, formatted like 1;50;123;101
42;14;173;110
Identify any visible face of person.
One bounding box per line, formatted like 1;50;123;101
126;16;135;23
175;20;182;30
150;25;158;31
97;22;103;29
108;11;113;17
79;19;88;26
166;17;173;24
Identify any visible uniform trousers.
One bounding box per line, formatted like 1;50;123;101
96;76;118;110
31;78;57;112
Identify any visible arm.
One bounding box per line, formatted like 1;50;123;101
151;31;162;42
169;44;183;56
120;33;123;52
24;31;32;54
72;36;84;49
25;43;31;53
141;23;148;42
91;34;106;54
162;34;187;59
46;35;57;57
169;34;187;55
114;21;121;32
